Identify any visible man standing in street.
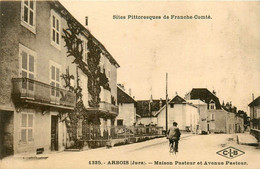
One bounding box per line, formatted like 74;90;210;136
167;122;181;152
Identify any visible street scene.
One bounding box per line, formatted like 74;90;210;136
1;133;260;169
0;0;260;169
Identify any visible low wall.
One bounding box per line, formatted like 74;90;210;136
250;129;260;142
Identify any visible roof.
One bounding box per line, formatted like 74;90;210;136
50;1;120;68
186;99;207;105
136;99;166;117
248;96;260;107
169;95;186;104
186;88;222;109
154;95;197;117
117;86;136;104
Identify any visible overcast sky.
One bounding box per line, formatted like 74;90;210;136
60;1;260;112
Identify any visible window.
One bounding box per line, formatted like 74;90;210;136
257;109;260;118
107;69;111;79
21;112;34;143
82;38;88;63
50;10;61;49
50;61;61;97
209;100;215;110
19;44;36;91
21;0;36;33
170;103;174;108
80;75;88;107
117;119;123;126
100;55;105;73
211;114;215;120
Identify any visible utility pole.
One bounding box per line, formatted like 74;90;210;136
166;73;168;132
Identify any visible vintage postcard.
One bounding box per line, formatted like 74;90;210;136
0;0;259;169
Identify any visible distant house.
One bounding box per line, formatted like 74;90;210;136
136;97;166;126
248;96;260;141
155;95;199;133
116;85;137;126
186;100;207;133
185;88;221;110
185;88;241;134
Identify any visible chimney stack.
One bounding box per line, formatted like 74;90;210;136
129;88;132;96
85;16;89;29
118;84;125;90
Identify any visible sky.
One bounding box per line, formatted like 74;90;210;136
60;1;260;112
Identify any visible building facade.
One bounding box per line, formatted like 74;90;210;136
156;95;199;133
0;0;119;157
249;96;260;141
116;85;137;126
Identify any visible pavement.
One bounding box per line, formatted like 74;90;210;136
1;133;259;169
236;132;259;145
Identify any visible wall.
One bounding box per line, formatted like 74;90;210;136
186;104;199;133
157;104;198;131
213;110;227;133
0;1;78;155
0;1;20;109
136;117;157;126
116;103;136;126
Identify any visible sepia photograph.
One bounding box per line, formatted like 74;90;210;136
0;0;259;169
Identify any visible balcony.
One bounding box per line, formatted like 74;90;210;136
87;101;118;116
12;78;76;110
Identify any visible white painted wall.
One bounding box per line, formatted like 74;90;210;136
157;103;199;132
136;117;157;126
116;103;136;126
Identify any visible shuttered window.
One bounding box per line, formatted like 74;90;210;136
19;44;36;91
51;10;61;49
50;62;61;97
21;113;34;143
21;0;36;33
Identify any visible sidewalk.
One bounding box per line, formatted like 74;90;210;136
236;132;259;146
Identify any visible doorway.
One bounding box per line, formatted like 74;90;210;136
51;115;58;151
0;111;13;158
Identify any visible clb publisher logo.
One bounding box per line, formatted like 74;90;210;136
216;146;245;159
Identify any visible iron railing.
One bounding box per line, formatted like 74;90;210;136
79;125;164;141
12;78;76;108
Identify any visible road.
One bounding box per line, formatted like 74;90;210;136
1;134;259;169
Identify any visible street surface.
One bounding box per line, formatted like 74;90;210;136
1;134;259;169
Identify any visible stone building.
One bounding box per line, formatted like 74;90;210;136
0;0;119;157
116;85;137;126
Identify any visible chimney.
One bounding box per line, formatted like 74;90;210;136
85;16;88;27
212;90;216;95
159;98;162;109
150;95;153;103
129;88;132;96
118;84;125;90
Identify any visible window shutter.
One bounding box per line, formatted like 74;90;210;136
28;114;33;127
51;66;55;80
22;51;28;70
56;68;60;82
22;114;27;127
29;55;34;72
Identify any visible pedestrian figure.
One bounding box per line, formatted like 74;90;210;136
167;122;181;153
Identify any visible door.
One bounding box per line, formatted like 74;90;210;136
51;116;58;151
0;111;14;158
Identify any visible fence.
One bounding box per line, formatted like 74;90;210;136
79;125;164;141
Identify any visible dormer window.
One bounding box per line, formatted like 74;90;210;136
209;100;215;110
